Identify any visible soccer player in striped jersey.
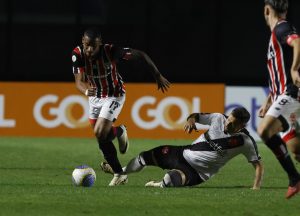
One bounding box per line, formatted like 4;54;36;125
102;107;264;190
71;28;170;186
257;0;300;199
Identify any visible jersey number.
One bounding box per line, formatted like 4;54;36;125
109;101;120;114
278;99;289;106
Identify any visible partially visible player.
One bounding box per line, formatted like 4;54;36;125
102;107;264;189
72;28;170;186
257;0;300;199
281;113;300;162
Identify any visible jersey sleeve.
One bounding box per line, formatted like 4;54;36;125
71;47;85;74
111;46;133;61
275;22;299;46
242;135;261;163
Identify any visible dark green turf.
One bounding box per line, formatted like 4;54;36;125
0;137;299;216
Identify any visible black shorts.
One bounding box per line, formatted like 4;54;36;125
140;145;203;186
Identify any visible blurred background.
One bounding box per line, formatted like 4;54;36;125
1;0;300;85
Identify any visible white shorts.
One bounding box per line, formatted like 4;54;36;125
266;94;300;121
88;95;125;122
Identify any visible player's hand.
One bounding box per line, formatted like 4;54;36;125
156;74;170;93
184;121;197;134
258;105;268;118
85;87;97;96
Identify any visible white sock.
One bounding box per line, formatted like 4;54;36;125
123;155;145;174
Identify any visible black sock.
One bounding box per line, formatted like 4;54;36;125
265;135;300;185
98;140;123;173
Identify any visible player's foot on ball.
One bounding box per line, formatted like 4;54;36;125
286;180;300;199
145;181;163;188
117;125;129;154
109;173;128;186
100;161;114;174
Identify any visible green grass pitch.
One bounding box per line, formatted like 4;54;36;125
0;137;299;216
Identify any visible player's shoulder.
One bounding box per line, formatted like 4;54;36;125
239;128;257;146
201;112;224;117
209;113;226;121
199;113;224;122
72;46;83;56
275;20;297;36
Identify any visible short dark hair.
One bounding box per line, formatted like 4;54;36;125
231;107;250;124
84;28;101;40
264;0;288;14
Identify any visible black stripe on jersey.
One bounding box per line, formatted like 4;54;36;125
240;128;261;160
103;46;115;96
106;45;117;90
270;51;281;96
189;135;244;152
115;74;122;96
85;58;102;97
94;60;103;98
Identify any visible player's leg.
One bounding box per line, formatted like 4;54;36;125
123;145;181;174
145;166;202;188
145;169;187;187
281;114;300;162
90;96;128;186
90;95;128;152
124;145;202;187
282;113;300;162
257;95;300;198
286;136;300;162
100;153;145;175
94;117;123;173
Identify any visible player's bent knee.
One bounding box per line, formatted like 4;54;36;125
94;128;109;141
162;169;186;187
257;126;275;141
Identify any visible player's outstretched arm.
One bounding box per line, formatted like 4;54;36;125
131;49;170;93
251;161;264;190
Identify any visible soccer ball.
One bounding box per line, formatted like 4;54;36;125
72;165;96;187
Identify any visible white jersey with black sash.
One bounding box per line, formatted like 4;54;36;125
183;113;261;181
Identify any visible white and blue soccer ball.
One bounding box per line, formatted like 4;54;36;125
72;165;96;187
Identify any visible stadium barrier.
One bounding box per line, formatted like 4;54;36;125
0;82;224;139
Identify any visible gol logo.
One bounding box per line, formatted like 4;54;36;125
131;96;200;130
34;95;89;128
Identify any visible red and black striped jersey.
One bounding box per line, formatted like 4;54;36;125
72;44;132;98
267;20;300;101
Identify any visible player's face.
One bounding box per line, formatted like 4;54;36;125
224;114;244;135
82;35;102;60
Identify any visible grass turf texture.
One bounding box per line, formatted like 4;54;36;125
0;137;299;216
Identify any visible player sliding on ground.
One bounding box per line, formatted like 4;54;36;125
101;107;264;189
